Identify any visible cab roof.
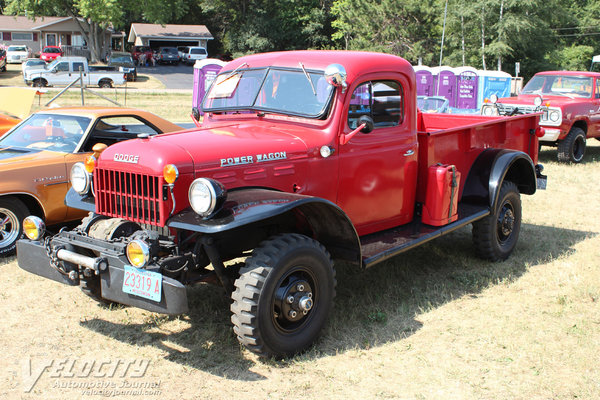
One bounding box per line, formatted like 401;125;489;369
535;70;600;78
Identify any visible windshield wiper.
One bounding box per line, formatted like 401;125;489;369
299;62;316;96
218;62;248;85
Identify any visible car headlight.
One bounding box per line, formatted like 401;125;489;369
549;110;560;123
23;216;45;240
482;105;496;116
126;239;150;267
70;162;91;194
188;178;226;217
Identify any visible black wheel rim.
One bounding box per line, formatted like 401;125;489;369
271;266;317;334
496;201;515;244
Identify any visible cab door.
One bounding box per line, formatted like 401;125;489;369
337;76;418;236
591;78;600;137
50;60;71;86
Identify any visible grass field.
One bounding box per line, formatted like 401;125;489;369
0;95;599;398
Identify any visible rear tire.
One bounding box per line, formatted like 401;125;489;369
472;181;521;261
0;197;30;256
231;233;336;358
558;127;586;163
99;80;112;89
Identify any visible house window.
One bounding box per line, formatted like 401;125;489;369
2;32;11;41
72;35;85;46
12;32;33;41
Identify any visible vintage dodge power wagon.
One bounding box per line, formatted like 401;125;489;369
18;51;546;358
481;70;600;163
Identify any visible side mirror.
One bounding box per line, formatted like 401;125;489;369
358;115;374;133
324;64;348;93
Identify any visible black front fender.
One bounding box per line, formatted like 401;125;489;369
168;189;362;265
462;149;537;209
65;188;95;212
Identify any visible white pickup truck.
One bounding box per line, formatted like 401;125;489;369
24;56;127;88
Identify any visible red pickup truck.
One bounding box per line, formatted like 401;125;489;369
17;51;546;358
481;70;600;163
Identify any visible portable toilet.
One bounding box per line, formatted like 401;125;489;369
192;58;227;120
433;66;457;107
478;70;512;109
454;66;479;110
414;66;434;96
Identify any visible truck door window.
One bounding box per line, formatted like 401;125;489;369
72;62;85;73
55;62;69;72
348;80;403;129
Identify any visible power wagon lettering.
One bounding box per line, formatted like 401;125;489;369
220;151;287;167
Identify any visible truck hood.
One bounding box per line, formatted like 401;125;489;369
98;122;309;176
24;67;47;76
498;94;590;107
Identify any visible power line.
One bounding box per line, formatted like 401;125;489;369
550;26;600;31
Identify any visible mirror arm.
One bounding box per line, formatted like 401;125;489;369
339;123;366;145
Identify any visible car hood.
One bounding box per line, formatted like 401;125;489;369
98;122;309;176
0;146;63;166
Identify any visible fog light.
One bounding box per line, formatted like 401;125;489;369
126;239;150;267
23;216;45;240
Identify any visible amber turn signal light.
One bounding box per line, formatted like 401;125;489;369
163;164;179;184
84;155;96;173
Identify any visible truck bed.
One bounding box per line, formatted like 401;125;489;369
415;112;539;202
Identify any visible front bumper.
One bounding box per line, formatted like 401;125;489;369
17;234;188;315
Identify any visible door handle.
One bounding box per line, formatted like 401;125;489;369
404;149;415;156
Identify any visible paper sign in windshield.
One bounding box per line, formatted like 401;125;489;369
208;74;241;99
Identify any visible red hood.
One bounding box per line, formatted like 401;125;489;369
98;122;310;177
497;94;589;108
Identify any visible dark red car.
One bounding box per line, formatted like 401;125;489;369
39;46;62;62
130;46;153;65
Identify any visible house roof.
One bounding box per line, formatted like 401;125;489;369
128;23;213;42
0;15;71;31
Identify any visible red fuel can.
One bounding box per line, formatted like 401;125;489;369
422;164;461;226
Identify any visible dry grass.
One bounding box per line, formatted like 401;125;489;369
0;134;599;399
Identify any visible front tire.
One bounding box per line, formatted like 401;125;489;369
231;233;336;358
0;197;30;256
558;127;586;163
472;181;521;261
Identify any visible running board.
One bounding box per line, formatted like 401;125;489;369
360;203;490;268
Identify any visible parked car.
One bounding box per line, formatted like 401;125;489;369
481;70;600;163
0;49;6;72
40;46;63;62
23;56;127;88
6;45;32;63
0;107;183;255
0;113;21;136
107;52;137;81
182;46;208;65
130;46;153;65
177;46;189;61
21;58;47;78
157;47;179;65
417;95;450;113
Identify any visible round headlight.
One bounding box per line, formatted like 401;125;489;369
23;216;45;240
126;239;150;267
549;110;560;122
534;96;543;107
188;178;226;217
489;94;498;104
70;162;91;194
482;106;495;116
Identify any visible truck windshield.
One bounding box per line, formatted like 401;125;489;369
202;68;335;118
521;75;593;98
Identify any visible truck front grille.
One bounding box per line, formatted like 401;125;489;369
94;168;167;226
496;103;538;115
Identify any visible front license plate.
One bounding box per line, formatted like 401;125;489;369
122;265;162;302
537;176;547;190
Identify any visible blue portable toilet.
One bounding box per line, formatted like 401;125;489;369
478;70;512;109
192;58;227;120
414;66;434;96
454;66;479;111
433;66;457;107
